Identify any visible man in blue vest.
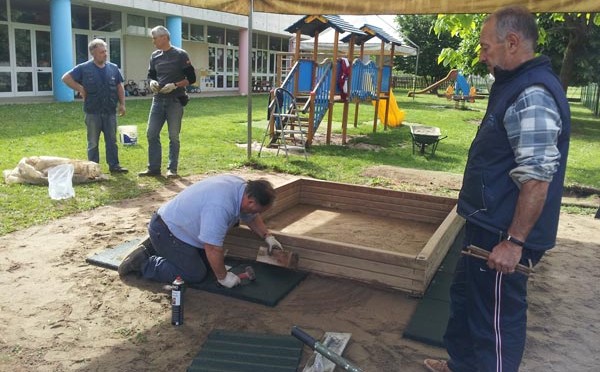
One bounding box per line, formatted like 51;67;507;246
62;39;128;173
425;6;570;372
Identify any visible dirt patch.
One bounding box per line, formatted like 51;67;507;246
0;168;598;371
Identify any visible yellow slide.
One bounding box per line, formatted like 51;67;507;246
373;90;405;127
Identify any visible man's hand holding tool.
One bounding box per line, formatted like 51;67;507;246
265;235;283;255
217;271;241;288
462;245;534;276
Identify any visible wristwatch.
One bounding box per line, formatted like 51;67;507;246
505;234;525;247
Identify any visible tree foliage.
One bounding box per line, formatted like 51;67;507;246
394;15;461;85
432;12;600;90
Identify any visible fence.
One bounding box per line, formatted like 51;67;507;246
581;83;600;117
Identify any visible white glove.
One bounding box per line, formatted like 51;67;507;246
149;80;160;94
217;271;241;288
159;83;177;94
265;235;283;254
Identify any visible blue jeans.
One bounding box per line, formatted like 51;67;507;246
142;213;209;284
444;222;544;372
146;96;183;172
84;112;120;168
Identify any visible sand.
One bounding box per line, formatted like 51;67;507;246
0;169;598;372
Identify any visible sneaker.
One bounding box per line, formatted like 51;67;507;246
117;244;150;276
109;166;129;173
138;169;161;177
165;169;178;178
424;359;452;372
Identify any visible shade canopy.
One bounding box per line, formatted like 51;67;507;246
158;0;600;15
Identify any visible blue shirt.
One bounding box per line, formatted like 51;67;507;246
157;175;256;248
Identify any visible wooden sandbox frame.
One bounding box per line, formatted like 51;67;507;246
223;178;464;296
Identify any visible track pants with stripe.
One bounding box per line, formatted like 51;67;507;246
444;222;544;372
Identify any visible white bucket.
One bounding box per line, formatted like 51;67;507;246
118;125;138;145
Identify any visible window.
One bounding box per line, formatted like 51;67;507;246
36;31;51;67
226;29;238;46
257;34;268;50
148;17;164;35
0;25;8;67
269;36;281;51
71;4;89;30
0;72;10;92
75;34;88;64
11;0;50;25
190;24;204;42
0;0;7;22
207;26;224;44
109;38;121;68
15;29;31;67
91;8;121;32
182;22;189;40
127;14;145;36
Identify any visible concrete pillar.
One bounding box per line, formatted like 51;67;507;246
238;28;249;95
166;16;182;48
50;0;74;102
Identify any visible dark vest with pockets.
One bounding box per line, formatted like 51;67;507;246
457;56;571;251
80;60;119;114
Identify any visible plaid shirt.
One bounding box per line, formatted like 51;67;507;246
504;85;562;184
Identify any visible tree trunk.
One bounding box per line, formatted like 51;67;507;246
559;15;587;92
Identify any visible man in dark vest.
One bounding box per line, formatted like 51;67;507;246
62;39;128;173
425;6;570;372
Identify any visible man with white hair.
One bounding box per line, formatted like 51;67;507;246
425;5;570;372
62;39;128;173
138;26;196;178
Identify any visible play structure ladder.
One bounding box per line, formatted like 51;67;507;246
259;87;308;159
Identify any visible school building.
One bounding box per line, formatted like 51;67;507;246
0;0;301;101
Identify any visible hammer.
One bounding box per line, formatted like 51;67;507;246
237;266;256;281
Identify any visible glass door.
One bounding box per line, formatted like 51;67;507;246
13;26;52;96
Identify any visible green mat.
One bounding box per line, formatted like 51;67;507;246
86;238;307;307
403;226;465;347
86;237;144;271
188;257;307;307
187;329;303;372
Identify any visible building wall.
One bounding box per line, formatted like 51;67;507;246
0;0;300;98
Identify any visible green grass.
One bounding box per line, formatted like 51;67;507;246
1;89;598;235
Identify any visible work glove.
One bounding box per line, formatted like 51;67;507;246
159;83;177;94
149;80;160;94
265;235;283;254
217;271;241;288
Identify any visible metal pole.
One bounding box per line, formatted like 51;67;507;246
246;0;254;159
411;45;420;101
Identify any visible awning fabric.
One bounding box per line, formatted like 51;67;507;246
157;0;600;16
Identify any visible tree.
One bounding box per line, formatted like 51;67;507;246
537;13;600;89
394;15;461;87
434;13;600;91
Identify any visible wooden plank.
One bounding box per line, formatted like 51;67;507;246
297;194;450;223
299;184;455;212
417;208;465;286
301;259;417;291
298;178;457;206
226;226;429;270
288;244;419;279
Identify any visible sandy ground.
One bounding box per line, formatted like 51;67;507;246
0;168;598;372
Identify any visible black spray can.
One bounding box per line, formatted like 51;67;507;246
171;276;184;326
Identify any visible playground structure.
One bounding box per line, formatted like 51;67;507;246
408;69;477;109
260;15;406;154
